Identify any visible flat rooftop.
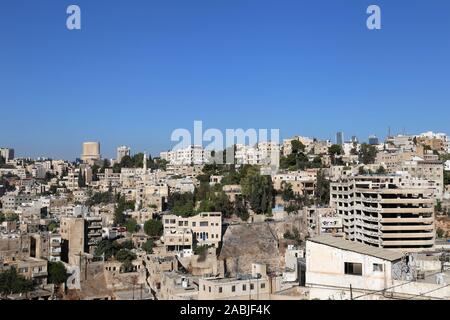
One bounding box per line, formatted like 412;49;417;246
308;235;404;262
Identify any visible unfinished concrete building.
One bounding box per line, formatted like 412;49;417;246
330;175;435;250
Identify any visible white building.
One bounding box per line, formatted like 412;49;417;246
0;148;15;161
445;160;450;172
235;142;280;166
160;145;210;165
116;146;131;163
306;235;450;300
162;212;222;250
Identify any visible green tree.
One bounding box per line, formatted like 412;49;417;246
328;144;343;156
116;249;137;263
291;140;306;154
281;182;295;202
47;221;59;232
119;155;134;168
241;166;274;215
142;239;154;254
114;195;135;225
0;268;34;298
125;219;138;233
47;262;68;285
144;220;163;238
234;195;249;221
435;200;442;213
359;143;377;164
77;171;86;188
168;192;195;217
94;239;122;259
315;170;330;205
444;171;450;186
119;240;134;250
376;166;387;174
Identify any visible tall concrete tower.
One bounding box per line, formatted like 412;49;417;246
81;142;101;164
143;152;147;171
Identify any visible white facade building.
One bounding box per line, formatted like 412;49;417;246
160;145;210;165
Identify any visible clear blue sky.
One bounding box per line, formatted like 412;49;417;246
1;0;449;160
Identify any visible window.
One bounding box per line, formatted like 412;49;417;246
209;287;211;293
373;263;383;272
200;222;208;227
242;284;246;291
261;283;265;289
219;287;222;293
192;222;196;227
250;284;254;290
344;262;362;276
231;285;235;292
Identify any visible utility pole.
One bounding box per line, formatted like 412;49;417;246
350;284;353;300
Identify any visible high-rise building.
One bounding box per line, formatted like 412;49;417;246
336;132;344;145
0;148;14;161
330;175;435;250
81;142;101;164
368;135;379;145
116;145;131;162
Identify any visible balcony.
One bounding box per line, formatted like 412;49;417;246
358;229;381;238
381;239;435;247
381;232;435;239
381;208;433;214
380;198;434;205
381;217;434;224
51;241;61;247
32;271;47;278
381;224;435;231
88;223;102;229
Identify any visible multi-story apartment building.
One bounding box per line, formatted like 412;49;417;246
29;232;62;262
272;170;317;197
160;145;210;166
235;144;260;165
116;145;131;163
282;136;314;156
417;131;450;153
60;215;102;264
234;142;280;166
330;175;435;250
198;263;271;300
375;151;414;173
312;140;331;155
401;159;444;199
162;212;222;251
60;216;85;265
0;148;15;161
0;194;34;212
385;135;416;153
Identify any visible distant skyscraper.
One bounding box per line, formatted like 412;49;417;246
0;148;14;161
117;146;131;162
81;142;101;163
336;132;344;145
368;135;379;145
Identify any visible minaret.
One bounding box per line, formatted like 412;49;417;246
143;152;147;171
